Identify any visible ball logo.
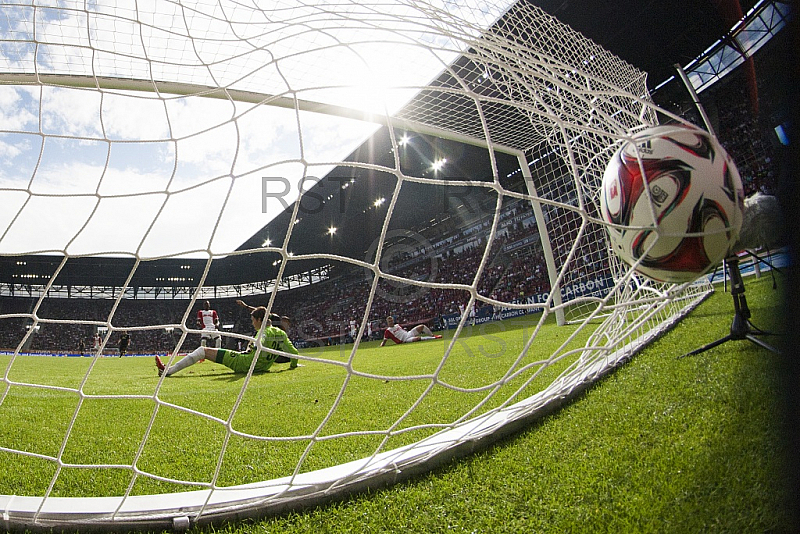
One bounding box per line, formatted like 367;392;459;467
650;184;669;206
605;176;622;217
636;138;654;155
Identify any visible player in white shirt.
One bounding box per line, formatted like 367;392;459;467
380;316;441;347
197;300;222;348
458;302;476;326
349;319;358;340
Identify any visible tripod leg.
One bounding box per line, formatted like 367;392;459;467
745;334;781;354
679;334;734;359
747;319;775;336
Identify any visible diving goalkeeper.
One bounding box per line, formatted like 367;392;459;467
156;306;298;377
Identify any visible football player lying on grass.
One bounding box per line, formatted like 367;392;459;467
380;315;441;347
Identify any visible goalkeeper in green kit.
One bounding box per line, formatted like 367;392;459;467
156;306;299;377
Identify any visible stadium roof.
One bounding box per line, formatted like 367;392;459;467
0;0;777;292
532;0;762;92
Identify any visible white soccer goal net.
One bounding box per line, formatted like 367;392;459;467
0;1;711;530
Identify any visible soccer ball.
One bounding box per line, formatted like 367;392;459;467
600;124;744;283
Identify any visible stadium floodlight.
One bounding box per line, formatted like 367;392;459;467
0;0;714;531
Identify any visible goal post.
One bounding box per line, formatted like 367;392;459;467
0;1;714;530
517;151;565;326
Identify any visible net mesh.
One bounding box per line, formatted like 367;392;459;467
0;0;710;529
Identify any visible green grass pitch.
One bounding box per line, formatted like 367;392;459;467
0;275;793;532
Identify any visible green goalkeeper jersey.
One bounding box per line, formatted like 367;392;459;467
221;325;299;373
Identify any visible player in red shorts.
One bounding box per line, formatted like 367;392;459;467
379;316;441;347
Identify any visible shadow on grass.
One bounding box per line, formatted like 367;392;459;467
201;365;302;383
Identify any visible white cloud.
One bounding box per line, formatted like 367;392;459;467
0;137;24;162
0;190;31;249
66;193;168;257
39;86;104;138
100;92;172;141
139;178;232;259
0;133;39;186
0;86;38;131
99;164;174;198
0;194;99;254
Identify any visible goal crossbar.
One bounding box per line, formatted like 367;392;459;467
0;73;523;155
